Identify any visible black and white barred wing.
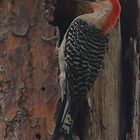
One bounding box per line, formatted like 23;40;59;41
65;19;109;98
53;18;109;140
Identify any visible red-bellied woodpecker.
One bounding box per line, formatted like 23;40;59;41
53;0;121;139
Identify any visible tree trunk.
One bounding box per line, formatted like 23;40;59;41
128;3;140;140
0;0;60;139
120;0;140;140
138;3;140;139
129;39;139;140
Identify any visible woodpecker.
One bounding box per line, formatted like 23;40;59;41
53;0;121;139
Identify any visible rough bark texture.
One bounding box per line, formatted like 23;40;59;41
129;5;140;140
138;5;140;140
130;39;140;140
0;0;60;139
120;0;140;140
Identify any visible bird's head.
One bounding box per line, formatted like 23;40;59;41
74;0;121;34
102;0;121;34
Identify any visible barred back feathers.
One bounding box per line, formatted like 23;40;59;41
53;19;109;140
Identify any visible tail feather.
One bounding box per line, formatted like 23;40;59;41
53;95;74;140
53;94;84;140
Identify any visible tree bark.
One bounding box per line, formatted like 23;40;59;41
128;4;140;140
0;0;60;139
120;0;140;140
129;39;140;140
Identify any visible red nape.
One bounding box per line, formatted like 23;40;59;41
102;0;121;34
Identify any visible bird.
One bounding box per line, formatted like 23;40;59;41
53;0;121;139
